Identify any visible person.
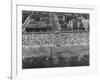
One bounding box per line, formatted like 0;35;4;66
79;19;84;31
73;17;78;31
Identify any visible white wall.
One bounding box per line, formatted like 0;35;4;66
0;0;99;80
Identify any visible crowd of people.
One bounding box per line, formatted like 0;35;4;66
22;33;89;49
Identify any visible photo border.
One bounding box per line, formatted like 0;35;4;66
11;3;97;80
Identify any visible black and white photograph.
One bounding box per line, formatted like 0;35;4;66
22;11;89;69
10;2;97;79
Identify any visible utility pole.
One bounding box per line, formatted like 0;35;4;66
48;13;53;66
